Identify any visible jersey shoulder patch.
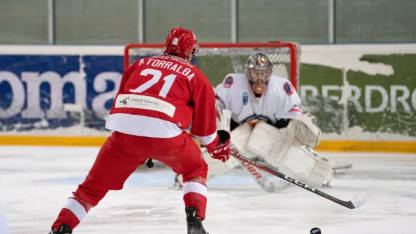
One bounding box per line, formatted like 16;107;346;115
223;76;234;88
283;82;294;95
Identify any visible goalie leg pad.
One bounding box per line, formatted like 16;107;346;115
273;146;316;182
253;171;292;193
267;145;334;187
230;122;258;159
305;147;334;187
308;157;334;187
246;121;292;162
241;121;332;187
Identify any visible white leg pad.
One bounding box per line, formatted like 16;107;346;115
306;148;334;186
272;146;316;182
246;121;292;162
231;123;257;159
266;145;334;187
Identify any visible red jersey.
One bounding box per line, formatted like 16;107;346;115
105;55;217;146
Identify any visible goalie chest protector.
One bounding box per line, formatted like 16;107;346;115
215;73;302;125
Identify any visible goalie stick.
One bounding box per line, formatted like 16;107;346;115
229;149;367;209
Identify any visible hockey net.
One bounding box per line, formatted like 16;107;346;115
124;42;301;89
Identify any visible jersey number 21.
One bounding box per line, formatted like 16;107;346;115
129;68;176;98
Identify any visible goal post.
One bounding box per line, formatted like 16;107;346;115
124;41;301;89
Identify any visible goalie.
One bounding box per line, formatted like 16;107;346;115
204;53;342;192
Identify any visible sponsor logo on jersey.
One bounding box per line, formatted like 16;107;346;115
284;82;294;95
115;94;176;117
223;76;233;88
243;92;249;105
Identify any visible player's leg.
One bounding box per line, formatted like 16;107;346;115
172;148;233;190
154;132;209;233
49;132;147;233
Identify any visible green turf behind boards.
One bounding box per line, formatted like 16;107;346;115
300;54;416;136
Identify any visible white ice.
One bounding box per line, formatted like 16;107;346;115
0;146;415;234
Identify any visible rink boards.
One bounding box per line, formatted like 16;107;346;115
0;135;415;153
1;45;416;153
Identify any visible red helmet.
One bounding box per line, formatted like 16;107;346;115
164;27;197;59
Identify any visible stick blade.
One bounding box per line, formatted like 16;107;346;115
350;192;368;208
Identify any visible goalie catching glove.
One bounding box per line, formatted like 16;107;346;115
205;130;231;162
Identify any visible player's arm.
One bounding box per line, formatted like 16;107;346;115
190;72;231;162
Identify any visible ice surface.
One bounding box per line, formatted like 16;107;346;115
0;146;415;234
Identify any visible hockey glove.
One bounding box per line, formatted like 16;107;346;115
206;130;231;162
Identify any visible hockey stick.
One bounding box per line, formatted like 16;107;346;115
239;156;292;193
229;149;367;209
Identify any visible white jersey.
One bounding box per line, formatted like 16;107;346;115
215;73;303;125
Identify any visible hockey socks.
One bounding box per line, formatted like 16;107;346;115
183;182;207;220
51;198;89;231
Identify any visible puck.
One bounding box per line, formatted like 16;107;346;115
310;227;321;234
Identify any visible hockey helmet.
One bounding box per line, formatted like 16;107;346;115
164;27;198;60
246;53;273;96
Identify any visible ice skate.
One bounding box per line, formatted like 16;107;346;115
332;161;353;177
186;207;209;234
172;173;183;190
48;224;72;234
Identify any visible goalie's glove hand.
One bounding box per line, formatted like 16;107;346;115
206;130;231;162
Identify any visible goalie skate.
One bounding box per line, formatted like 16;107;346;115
332;161;353;177
172;174;183;190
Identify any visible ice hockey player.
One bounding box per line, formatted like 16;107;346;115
47;27;231;234
206;53;341;192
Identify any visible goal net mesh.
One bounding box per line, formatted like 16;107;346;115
124;42;301;89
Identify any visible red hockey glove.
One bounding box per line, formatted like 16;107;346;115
206;130;231;162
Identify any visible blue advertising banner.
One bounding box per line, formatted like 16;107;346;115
0;55;123;132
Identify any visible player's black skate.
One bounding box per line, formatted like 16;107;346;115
185;207;209;234
48;224;72;234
